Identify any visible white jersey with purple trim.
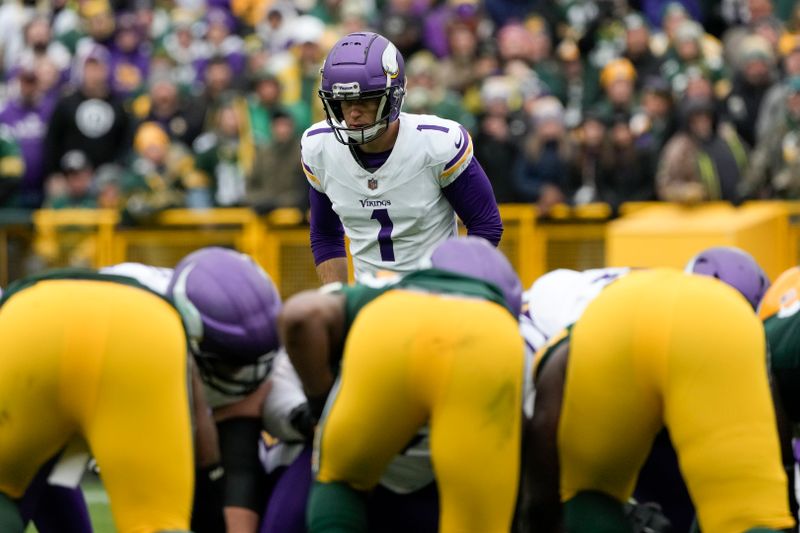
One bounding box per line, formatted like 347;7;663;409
523;267;632;341
301;112;474;279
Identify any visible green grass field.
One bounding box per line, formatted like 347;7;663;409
25;475;115;533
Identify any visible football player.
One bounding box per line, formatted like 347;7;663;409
303;32;503;283
520;247;772;532
281;236;524;532
0;268;201;533
19;248;287;533
527;268;792;533
104;248;285;533
755;266;800;523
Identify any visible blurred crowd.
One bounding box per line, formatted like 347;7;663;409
0;0;798;220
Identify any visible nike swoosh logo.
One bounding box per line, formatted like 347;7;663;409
454;136;463;149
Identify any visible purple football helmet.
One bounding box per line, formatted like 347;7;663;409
685;246;770;309
319;32;406;145
429;236;523;318
167;247;282;394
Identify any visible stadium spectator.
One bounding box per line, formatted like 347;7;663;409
514;96;573;214
437;21;486;95
0;62;56;208
132;75;205;147
550;39;601;129
44;150;96;209
598;57;639;116
247;71;309;145
379;0;424;58
568;109;608;205
0;129;24;207
756;31;800;142
107;12;150;99
193;98;253;207
42;45;130;185
724;34;777;145
632;75;677;150
656;96;748;203
597;112;658;208
248;110;306;214
741;75;800;199
8;15;71;79
123;122;206;221
158;9;206;89
660;18;727;97
195;9;247;82
473;110;521;205
404;51;475;129
623;13;664;91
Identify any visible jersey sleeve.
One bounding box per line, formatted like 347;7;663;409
300;124;331;192
430;121;474;187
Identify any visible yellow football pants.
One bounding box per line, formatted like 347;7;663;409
316;290;525;533
559;269;794;533
0;280;194;533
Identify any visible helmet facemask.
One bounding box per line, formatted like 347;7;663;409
319;83;404;145
193;348;277;397
318;33;406;146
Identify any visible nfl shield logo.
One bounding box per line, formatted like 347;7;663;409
368;178;378;190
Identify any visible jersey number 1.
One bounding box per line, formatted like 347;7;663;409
371;209;395;262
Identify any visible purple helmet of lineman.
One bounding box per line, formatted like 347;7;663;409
167;247;282;364
318;32;406;145
428;236;523;318
685;246;770;309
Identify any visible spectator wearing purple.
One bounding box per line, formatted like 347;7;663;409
641;0;702;28
0;63;56;208
193;9;247;83
107;12;150;99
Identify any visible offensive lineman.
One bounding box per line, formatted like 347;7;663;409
303;32;503;283
281;236;524;532
526;268;792;533
0;269;199;532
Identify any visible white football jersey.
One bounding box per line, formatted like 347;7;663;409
302;113;474;279
100;263;173;293
524;267;632;341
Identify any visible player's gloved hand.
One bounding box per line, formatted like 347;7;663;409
624;500;672;533
289;402;317;441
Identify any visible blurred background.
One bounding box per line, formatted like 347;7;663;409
0;0;799;295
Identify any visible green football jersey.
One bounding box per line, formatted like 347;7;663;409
339;268;511;333
764;311;800;422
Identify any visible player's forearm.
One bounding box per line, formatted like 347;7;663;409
279;292;345;408
224;507;260;533
316;257;349;284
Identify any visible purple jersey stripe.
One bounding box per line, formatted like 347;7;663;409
302;160;313;174
307;127;333;137
416;124;449;133
443;126;470;171
370;208;395;262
